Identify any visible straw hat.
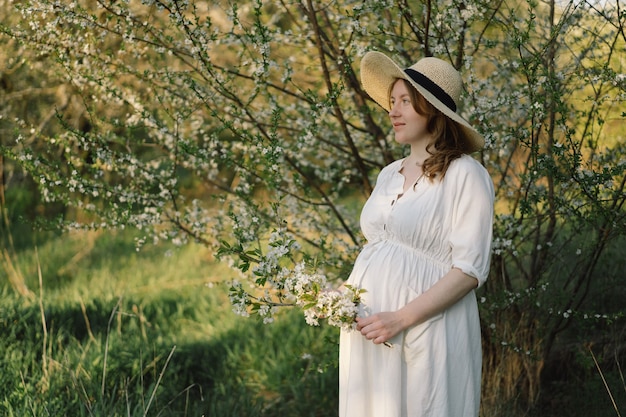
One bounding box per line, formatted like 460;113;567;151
360;51;484;152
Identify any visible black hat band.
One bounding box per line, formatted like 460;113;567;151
404;68;457;112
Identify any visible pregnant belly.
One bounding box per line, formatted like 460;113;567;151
347;240;449;314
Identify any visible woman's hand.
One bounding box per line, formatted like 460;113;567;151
355;311;407;345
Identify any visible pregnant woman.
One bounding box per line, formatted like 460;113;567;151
339;51;494;417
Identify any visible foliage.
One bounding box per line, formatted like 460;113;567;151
0;231;340;416
1;0;625;413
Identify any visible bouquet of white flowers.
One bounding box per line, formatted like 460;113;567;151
228;261;364;331
284;263;365;331
222;228;365;330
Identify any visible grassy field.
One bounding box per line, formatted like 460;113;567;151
1;229;624;416
0;230;340;416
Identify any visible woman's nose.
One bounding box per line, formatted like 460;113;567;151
389;103;399;117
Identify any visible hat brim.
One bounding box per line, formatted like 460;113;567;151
360;51;484;152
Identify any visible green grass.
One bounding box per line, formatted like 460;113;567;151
2;229;624;416
0;230;340;416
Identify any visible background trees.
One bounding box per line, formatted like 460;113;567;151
1;0;625;414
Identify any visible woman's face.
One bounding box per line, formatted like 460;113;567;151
388;80;431;146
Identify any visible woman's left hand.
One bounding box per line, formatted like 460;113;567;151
355;312;406;345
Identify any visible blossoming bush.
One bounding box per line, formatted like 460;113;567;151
1;0;625;413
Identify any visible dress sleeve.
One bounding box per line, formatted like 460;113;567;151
447;157;494;287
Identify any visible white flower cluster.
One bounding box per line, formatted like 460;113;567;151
284;262;363;332
224;234;364;331
307;287;362;330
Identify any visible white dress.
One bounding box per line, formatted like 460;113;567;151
339;154;494;417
